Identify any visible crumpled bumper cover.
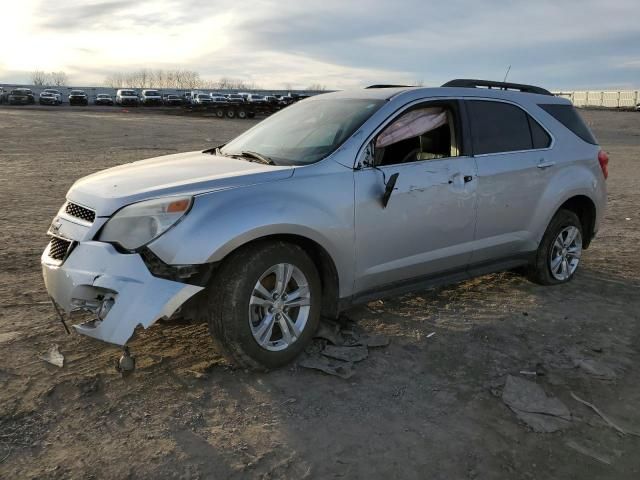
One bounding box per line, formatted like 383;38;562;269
42;241;203;346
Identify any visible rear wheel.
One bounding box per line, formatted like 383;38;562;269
226;109;236;119
215;108;224;118
198;241;321;370
528;209;583;285
237;109;247;119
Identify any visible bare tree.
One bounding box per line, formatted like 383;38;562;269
49;71;69;87
307;83;327;91
31;70;47;86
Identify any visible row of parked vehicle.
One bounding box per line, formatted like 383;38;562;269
0;87;309;108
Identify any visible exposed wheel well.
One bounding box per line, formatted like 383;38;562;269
227;234;341;319
557;195;596;248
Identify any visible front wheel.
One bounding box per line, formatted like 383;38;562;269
198;241;322;370
528;209;583;285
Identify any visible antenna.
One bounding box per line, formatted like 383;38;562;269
503;65;512;83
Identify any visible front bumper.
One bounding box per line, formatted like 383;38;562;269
42;241;203;346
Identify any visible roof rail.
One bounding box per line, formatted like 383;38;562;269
365;84;415;89
441;79;552;96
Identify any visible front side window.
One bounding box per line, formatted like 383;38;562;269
222;98;384;166
374;102;461;166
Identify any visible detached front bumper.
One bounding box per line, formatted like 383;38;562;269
42;241;203;346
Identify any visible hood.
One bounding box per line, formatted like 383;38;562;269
67;150;295;216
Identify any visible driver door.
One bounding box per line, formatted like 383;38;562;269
353;100;478;295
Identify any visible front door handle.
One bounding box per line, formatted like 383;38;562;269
464;175;473;183
537;160;555;169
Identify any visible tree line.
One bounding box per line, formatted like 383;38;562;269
31;68;328;91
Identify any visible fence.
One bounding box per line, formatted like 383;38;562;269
553;90;639;108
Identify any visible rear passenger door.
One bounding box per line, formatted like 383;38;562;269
465;99;553;264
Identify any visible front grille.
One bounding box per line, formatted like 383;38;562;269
65;202;95;223
49;237;73;261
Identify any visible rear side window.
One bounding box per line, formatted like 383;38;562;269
528;116;551;149
467;101;533;154
538;104;597;145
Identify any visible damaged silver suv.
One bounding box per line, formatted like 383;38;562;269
42;79;608;370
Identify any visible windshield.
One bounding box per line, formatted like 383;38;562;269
221;98;384;165
120;90;136;96
144;91;159;96
44;89;59;94
198;94;209;99
11;89;30;94
97;94;110;98
70;91;84;95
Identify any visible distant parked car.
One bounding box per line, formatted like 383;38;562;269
8;88;35;105
163;94;183;106
209;94;228;104
39;92;61;106
115;89;139;106
182;92;193;105
0;87;7;104
69;90;88;106
247;94;267;104
140;89;163;106
225;93;245;104
635;103;640;112
95;94;114;106
193;93;213;105
40;89;63;104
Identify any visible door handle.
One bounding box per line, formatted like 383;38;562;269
537;160;555;169
464;175;473;183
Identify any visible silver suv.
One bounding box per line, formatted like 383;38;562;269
42;79;608;370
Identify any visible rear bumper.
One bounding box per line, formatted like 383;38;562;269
42;241;203;346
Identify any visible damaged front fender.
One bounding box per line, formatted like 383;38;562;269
42;241;203;346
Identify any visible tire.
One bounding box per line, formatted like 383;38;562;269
237;109;247;119
226;109;236;119
528;209;583;285
215;108;224;118
197;241;322;370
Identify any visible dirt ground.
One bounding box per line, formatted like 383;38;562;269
0;106;638;479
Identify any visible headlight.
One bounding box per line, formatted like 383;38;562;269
99;197;192;250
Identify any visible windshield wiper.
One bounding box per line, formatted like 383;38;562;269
239;151;277;165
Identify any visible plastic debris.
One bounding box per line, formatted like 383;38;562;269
39;344;64;368
502;375;571;432
314;321;343;345
570;392;640;437
427;332;436;338
298;355;355;379
322;345;368;363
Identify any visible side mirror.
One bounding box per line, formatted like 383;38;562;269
382;173;399;208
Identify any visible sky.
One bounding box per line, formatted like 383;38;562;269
1;0;639;90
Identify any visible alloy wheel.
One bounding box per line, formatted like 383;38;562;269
248;263;311;351
549;226;582;281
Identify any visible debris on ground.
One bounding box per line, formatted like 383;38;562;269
570;392;640;437
39;344;64;368
501;375;571;432
426;332;436;338
0;332;20;344
298;355;355;379
322;345;368;363
314;320;343;345
565;440;613;465
301;319;389;378
573;358;617;380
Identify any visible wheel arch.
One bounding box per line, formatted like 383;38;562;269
554;195;597;248
217;233;341;319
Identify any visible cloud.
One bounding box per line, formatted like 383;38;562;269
1;0;639;89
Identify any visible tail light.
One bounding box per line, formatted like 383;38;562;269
598;150;609;179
